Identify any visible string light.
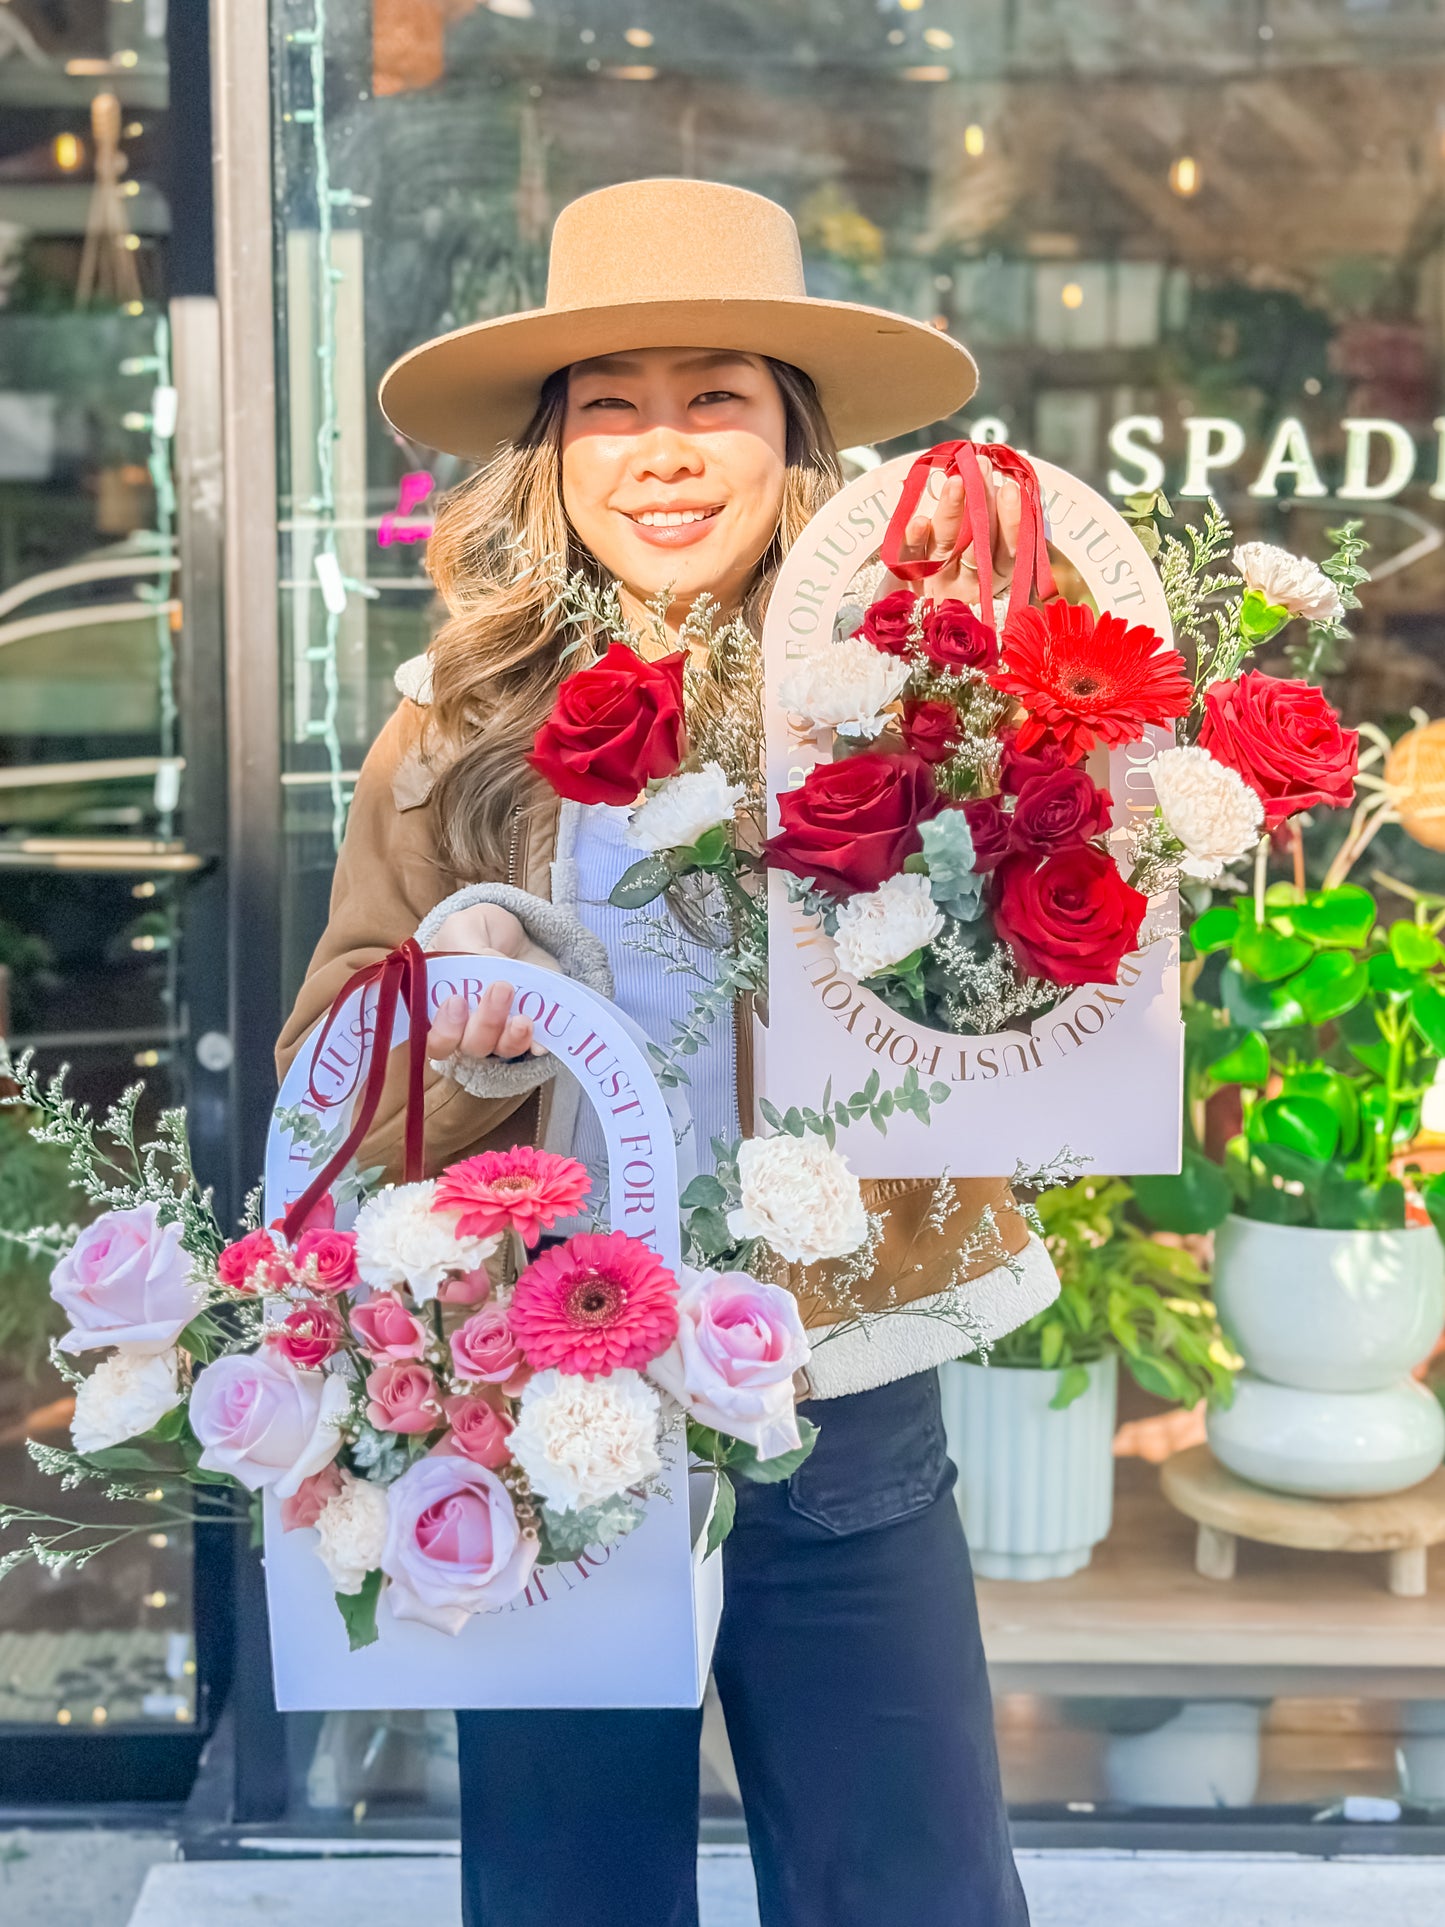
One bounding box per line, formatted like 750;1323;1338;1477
623;27;653;46
1061;281;1084;309
1169;154;1201;197
923;27;953;48
963;123;986;156
53;133;83;171
902;66;949;81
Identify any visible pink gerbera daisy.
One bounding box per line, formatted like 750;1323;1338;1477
432;1146;591;1246
508;1231;679;1379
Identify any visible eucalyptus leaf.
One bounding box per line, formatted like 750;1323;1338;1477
608;855;673;910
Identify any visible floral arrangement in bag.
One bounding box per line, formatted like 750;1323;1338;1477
527;446;1365;1047
0;981;918;1648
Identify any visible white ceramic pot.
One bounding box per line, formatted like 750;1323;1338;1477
1212;1216;1445;1392
1207;1371;1445;1498
1103;1701;1263;1809
940;1356;1117;1581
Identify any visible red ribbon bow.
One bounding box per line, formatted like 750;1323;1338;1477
877;440;1057;639
281;938;431;1243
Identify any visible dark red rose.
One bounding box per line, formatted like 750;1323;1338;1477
999;729;1069;794
993;846;1148;987
1008;767;1112;854
962;798;1011;872
901;699;961;764
527;642;686;805
924;599;997;673
1198;670;1357;829
854;589;918;657
764;752;942;897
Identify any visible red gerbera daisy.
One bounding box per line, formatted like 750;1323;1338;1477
508;1231;679;1379
432;1146;591;1247
994;602;1191;764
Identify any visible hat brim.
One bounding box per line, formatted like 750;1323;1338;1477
378;296;979;460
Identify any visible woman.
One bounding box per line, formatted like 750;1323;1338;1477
279;179;1053;1927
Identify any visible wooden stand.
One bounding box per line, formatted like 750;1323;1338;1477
1160;1445;1445;1599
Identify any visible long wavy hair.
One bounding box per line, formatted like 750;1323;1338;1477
425;358;841;878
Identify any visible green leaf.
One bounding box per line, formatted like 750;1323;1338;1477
1128;1353;1194;1403
704;1470;736;1557
1039;1319;1065;1370
1233;922;1313;983
1288;886;1376;948
1256;1095;1340;1162
148;1405;189;1444
1239;586;1290;644
728;1416;820;1485
1050;1363;1092;1409
1390;921;1445;974
334;1570;383;1651
1221;961;1305;1032
1204;1030;1270;1087
1316;1174;1405;1231
608;854;673;910
1421;1174;1445;1242
688;824;730;868
178;1313;224;1364
684;1206;733;1259
1189;905;1240;955
1131;1150;1233;1234
80;1444;168;1474
248;1490;264;1550
1369;952;1417;999
1412;983;1445;1056
1282;1068;1360;1158
679;1174;727;1210
1292;950;1369;1026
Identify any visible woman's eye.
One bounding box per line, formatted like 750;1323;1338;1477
693;390;741;407
580;394;635;411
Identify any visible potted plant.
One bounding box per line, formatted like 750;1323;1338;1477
1134;880;1445;1496
940;1177;1238;1580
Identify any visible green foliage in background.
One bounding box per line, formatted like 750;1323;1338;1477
990;1177;1239;1410
0;1105;80;1380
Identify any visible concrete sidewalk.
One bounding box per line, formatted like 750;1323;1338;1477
116;1845;1445;1927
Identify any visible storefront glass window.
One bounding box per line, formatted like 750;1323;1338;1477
265;0;1445;1825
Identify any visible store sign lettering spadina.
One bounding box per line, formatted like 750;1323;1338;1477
760;454;1183;1182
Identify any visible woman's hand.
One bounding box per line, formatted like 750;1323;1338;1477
424;904;558;1063
882;457;1022;609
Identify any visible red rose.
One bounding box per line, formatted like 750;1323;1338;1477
267;1299;343;1371
1008;768;1113;854
527;643;686;805
1198;671;1358;829
924;600;997;673
999;730;1068;793
854;589;917;657
764;752;942;897
962;797;1011;872
217;1228;288;1293
292;1228;359;1293
993;846;1147;986
901;699;961;764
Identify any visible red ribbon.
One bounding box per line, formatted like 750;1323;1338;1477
877;440;1058;638
282;938;432;1243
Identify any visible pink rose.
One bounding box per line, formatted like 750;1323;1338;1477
268;1299;343;1371
434;1393;513;1469
189;1351;349;1498
292;1228;360;1292
450;1304;529;1392
381;1455;537;1633
438;1266;493;1306
52;1202;203;1355
365;1359;442;1435
350;1293;428;1361
280;1461;343;1532
217;1228;290;1295
649;1268;810;1460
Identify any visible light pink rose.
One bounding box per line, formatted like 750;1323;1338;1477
381;1454;536;1634
450;1304;528;1392
280;1461;344;1532
433;1393;513;1469
365;1359;442;1435
350;1293;428;1361
437;1266;493;1307
189;1351;350;1498
51;1201;203;1355
649;1267;810;1460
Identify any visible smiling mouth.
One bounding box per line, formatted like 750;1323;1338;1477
623;505;724;528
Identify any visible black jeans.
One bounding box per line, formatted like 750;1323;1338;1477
455;1370;1029;1927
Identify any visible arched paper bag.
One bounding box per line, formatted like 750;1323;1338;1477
759;452;1183;1179
260;955;722;1710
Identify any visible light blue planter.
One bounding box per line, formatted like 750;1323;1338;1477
940;1356;1118;1581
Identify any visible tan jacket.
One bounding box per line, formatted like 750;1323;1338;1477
276;698;1030;1330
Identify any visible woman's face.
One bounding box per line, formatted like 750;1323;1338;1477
560;347;788;616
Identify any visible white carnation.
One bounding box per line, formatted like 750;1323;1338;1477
353;1180;499;1304
313;1469;391;1595
71;1348;182;1455
1233;541;1343;624
833;872;944;980
509;1368;661;1513
727;1136;869;1266
628;762;745;853
778;635;911;739
1151;745;1264;880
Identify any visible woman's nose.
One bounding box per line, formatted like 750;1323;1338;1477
631;426;706;482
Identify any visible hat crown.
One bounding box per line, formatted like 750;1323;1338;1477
545;178;807;313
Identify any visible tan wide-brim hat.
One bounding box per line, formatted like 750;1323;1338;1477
379;178;978;460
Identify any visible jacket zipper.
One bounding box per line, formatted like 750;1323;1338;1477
506;806;522;886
